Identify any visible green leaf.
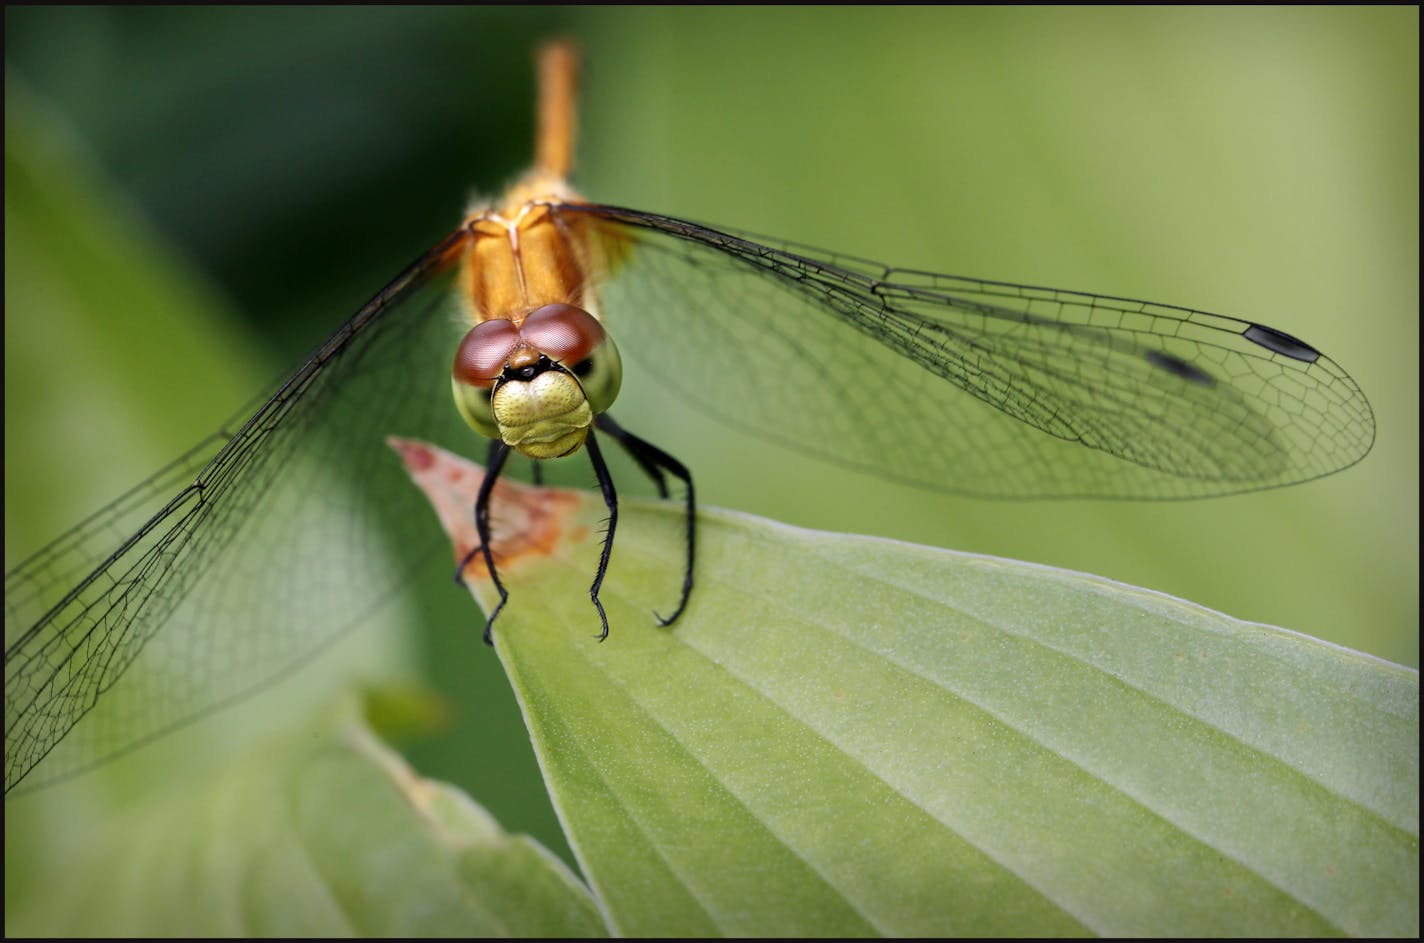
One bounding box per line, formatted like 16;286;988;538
399;439;1420;937
6;695;607;937
4;73;268;564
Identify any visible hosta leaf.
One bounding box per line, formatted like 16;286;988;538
7;695;606;937
400;437;1419;938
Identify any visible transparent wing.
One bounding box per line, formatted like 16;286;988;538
564;204;1375;499
5;200;1379;796
3;229;475;795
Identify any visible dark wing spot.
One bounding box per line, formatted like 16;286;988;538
1147;350;1215;386
1243;324;1321;363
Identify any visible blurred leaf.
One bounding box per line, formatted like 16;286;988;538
2;70;414;795
4;66;423;930
401;440;1419;937
7;696;606;937
3;73;266;566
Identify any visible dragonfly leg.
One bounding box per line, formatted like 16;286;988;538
457;439;512;645
606;430;669;497
594;413;696;627
530;458;544;487
583;431;616;641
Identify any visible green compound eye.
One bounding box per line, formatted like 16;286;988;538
451;372;500;441
570;337;622;414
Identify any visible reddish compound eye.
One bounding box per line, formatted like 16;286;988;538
520;304;606;364
453;319;522;388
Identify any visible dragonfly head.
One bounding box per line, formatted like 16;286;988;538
452;303;623;460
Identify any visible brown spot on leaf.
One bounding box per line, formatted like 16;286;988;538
389;436;583;582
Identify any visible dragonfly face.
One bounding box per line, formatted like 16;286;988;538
2;41;1376;797
451;301;624;459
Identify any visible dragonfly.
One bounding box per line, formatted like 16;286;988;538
3;41;1375;798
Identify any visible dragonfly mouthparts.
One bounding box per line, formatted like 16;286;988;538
503;355;560;383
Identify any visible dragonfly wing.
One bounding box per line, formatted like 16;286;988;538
565;204;1375;499
3;229;474;795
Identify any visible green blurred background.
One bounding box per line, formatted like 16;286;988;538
5;4;1417;920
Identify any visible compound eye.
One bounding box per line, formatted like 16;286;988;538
453;319;522;388
521;304;606;364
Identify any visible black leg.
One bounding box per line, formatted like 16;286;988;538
594;413;696;627
530;458;544;487
456;439;511;646
583;431;616;641
614;436;669;498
